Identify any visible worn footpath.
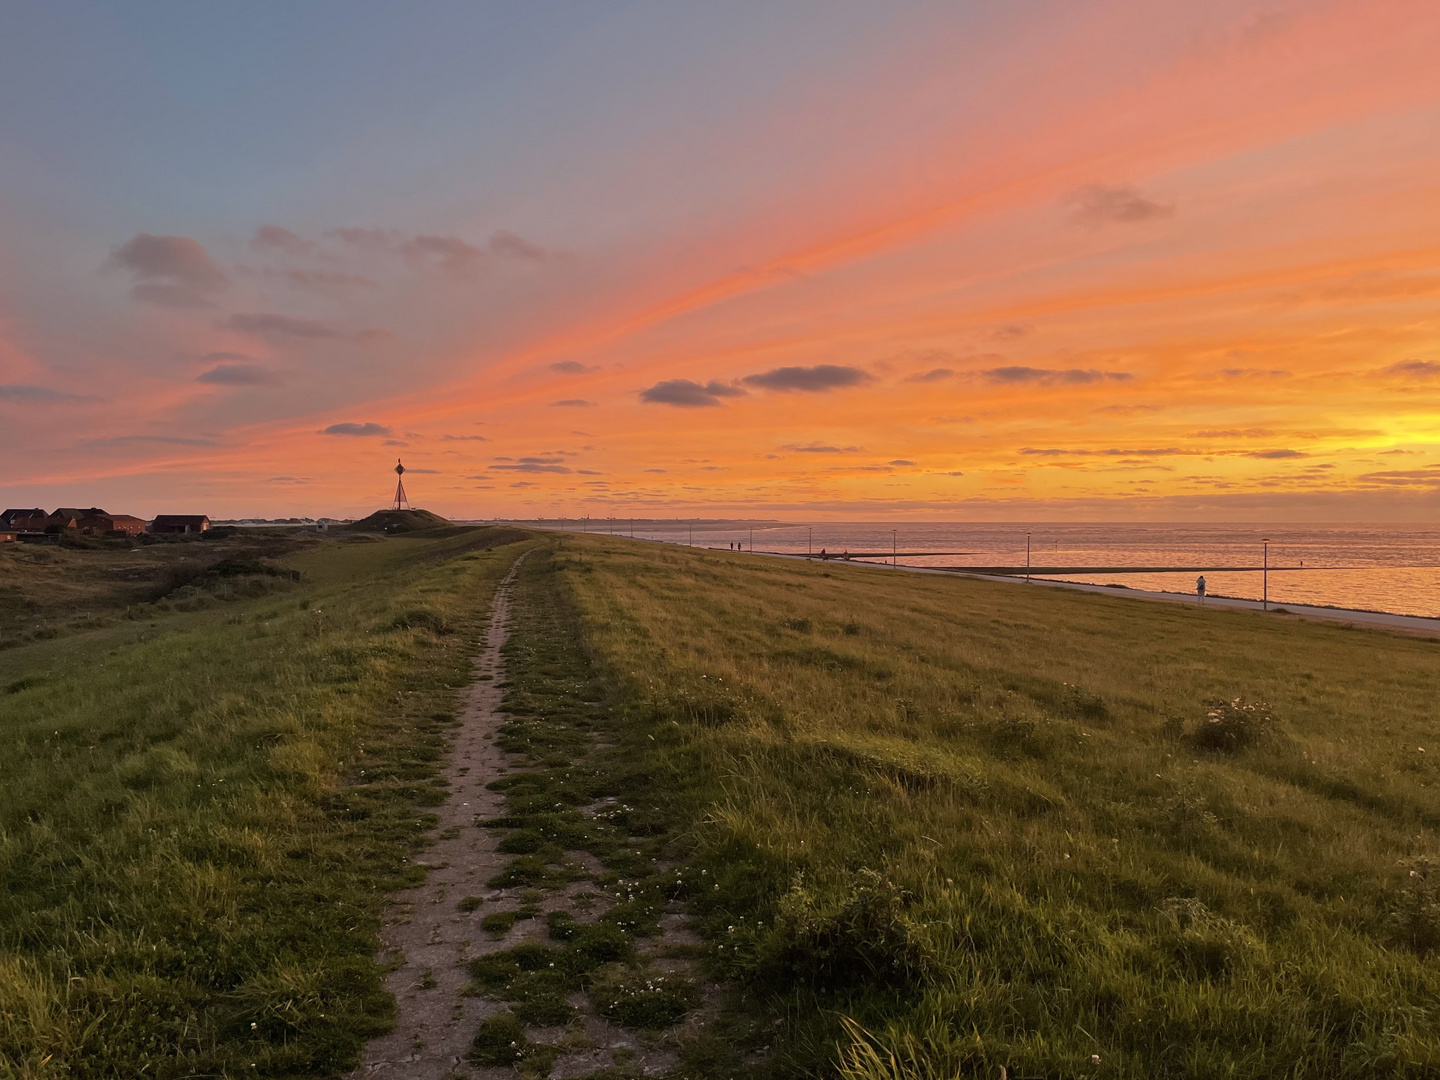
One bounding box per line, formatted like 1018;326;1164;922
351;551;719;1079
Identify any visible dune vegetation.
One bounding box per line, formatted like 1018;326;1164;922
0;527;533;1078
545;533;1440;1078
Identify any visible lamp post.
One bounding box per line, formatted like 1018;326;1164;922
748;526;752;553
1262;537;1270;610
892;529;897;568
807;527;812;558
1026;531;1032;583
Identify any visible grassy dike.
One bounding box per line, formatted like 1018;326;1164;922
0;528;533;1079
546;534;1440;1079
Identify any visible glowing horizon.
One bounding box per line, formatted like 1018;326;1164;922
3;1;1439;521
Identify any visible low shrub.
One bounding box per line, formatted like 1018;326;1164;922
1192;697;1276;752
758;869;933;990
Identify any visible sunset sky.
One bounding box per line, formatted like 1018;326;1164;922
3;1;1439;520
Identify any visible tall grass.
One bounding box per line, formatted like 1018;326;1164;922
0;529;533;1078
556;536;1440;1078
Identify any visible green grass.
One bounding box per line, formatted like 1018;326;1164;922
551;535;1440;1079
0;527;533;1078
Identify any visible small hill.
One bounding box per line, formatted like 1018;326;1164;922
341;508;451;534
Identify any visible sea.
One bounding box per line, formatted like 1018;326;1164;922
535;520;1440;620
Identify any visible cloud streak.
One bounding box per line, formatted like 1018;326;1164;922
1063;184;1174;227
742;365;872;392
639;379;746;407
983;366;1133;385
320;422;392;436
109;232;229;307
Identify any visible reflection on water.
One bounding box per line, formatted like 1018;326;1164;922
543;520;1440;619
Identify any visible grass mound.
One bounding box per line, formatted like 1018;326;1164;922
342;508;450;533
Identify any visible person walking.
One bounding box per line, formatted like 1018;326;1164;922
1196;575;1206;604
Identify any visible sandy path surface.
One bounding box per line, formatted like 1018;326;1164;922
351;552;715;1078
349;557;526;1079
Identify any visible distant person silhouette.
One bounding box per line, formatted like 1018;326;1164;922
1197;575;1206;604
819;548;828;560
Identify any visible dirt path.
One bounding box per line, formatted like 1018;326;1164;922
351;553;716;1079
349;555;528;1079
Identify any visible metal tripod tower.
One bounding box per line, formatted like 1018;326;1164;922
392;459;411;511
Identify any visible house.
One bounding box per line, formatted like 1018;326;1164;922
42;513;80;532
0;529;16;544
1;509;45;529
77;513;146;536
10;515;51;533
150;514;211;534
103;514;147;536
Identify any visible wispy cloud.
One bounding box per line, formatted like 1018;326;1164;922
742;365;872;392
197;364;275;386
552;399;597;407
250;224;315;256
320;422;392;436
1381;359;1440;379
1063;183;1174;227
782;443;863;453
323;226;549;276
639;379;746;407
551;360;599;374
109;232;229;307
903;368;955;383
983;366;1132;385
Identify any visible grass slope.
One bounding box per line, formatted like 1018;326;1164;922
555;535;1440;1079
0;527;533;1078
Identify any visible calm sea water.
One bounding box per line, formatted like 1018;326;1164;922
544;520;1440;620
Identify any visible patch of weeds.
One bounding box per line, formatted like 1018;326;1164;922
499;828;548;853
781;616;813;633
389;607;451;634
1387;857;1440;955
458;895;485;913
755;869;933;989
482;910;520;935
589;963;700;1029
469;1011;558;1070
1192;697;1276;753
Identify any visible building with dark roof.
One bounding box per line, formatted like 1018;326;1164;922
1;509;45;529
150;514;211;534
78;513;146;536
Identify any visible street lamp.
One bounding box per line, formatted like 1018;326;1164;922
1026;530;1032;583
807;526;812;558
1262;537;1270;610
892;529;897;568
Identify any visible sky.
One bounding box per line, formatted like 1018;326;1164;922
2;0;1439;521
